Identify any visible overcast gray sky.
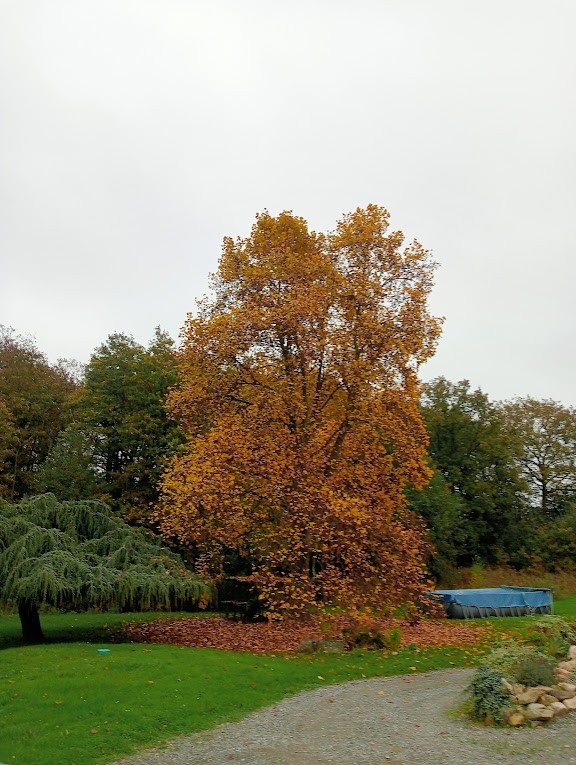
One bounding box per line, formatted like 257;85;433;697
1;0;575;405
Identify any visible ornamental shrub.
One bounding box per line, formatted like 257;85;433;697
470;667;511;724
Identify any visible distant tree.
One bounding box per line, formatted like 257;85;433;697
0;327;76;500
159;206;442;616
421;378;528;567
534;508;576;571
0;399;17;484
76;329;183;521
33;427;106;501
0;494;212;643
407;469;468;584
500;398;576;517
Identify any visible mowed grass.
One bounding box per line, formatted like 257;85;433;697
0;611;485;765
554;594;576;617
1;596;575;765
454;594;576;638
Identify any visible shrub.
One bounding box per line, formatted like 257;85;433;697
443;565;576;597
344;625;385;650
342;622;403;651
482;642;557;685
514;653;555;687
470;667;511;724
382;626;403;651
530;615;576;658
482;642;545;677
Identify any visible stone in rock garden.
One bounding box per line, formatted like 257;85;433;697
296;639;319;654
506;710;526;727
516;687;545;705
524;703;554;721
557;682;576;693
562;696;576;710
547;688;576;701
538;693;559;706
567;645;576;660
558;659;576;672
549;701;569;716
554;668;572;681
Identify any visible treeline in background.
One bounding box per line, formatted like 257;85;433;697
1;324;575;588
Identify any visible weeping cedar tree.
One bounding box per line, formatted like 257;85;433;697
0;494;212;642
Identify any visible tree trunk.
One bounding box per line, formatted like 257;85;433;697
18;600;45;643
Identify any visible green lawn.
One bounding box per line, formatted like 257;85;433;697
0;610;484;765
554;594;576;617
1;599;574;765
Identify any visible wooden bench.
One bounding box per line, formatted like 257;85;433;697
218;577;263;622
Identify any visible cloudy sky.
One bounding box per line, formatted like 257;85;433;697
1;0;575;405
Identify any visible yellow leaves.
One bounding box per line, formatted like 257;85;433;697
157;205;439;617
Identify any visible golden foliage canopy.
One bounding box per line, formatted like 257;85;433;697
158;205;442;615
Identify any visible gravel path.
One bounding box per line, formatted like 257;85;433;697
111;669;576;765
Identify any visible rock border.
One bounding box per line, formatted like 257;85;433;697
501;644;576;726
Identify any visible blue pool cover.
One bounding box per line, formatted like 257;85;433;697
430;586;553;618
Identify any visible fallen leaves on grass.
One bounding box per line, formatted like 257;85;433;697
121;615;488;654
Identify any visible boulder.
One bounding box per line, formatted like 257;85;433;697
297;639;319;653
547;688;576;701
506;711;526;727
563;696;576;711
558;659;576;672
318;639;346;653
501;678;514;693
524;703;554;721
549;701;569;716
557;682;576;693
554;668;572;681
538;693;559;706
516;687;545;705
568;645;576;660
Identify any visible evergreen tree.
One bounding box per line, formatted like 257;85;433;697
0;494;212;642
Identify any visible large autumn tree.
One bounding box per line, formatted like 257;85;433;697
158;206;442;616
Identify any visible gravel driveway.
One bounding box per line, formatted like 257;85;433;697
111;669;576;765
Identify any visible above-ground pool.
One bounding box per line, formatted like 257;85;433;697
430;585;553;618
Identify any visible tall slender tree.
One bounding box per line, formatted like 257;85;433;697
159;206;442;616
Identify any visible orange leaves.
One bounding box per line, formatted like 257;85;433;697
158;206;441;617
122;614;488;653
